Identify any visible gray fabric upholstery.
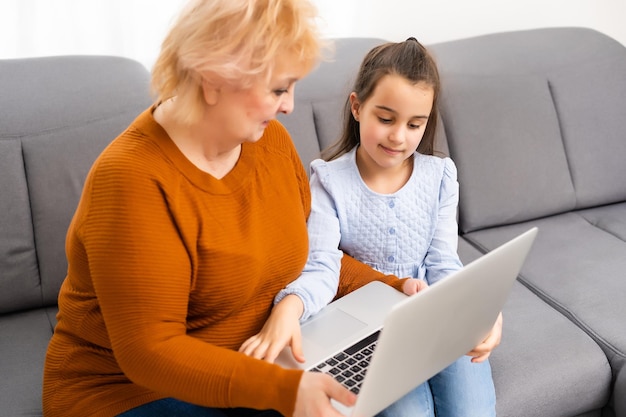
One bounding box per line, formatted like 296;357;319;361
0;140;40;314
0;55;151;417
431;28;626;416
463;214;626;365
1;28;624;417
458;239;611;417
0;310;55;416
432;27;626;231
438;73;575;232
1;56;152;314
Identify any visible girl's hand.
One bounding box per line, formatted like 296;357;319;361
239;295;306;363
294;371;356;417
402;278;429;296
467;312;503;363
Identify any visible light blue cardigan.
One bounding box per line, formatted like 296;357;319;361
275;147;463;321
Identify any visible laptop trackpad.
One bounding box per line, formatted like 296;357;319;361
302;308;368;348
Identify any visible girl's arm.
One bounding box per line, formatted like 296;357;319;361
275;160;344;321
424;158;464;284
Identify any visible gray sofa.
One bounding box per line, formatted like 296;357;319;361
1;27;624;417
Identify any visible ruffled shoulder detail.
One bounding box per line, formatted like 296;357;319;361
442;157;458;181
309;148;356;187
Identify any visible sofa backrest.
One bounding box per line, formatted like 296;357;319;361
430;27;626;233
0;56;151;314
282;28;626;235
4;27;623;315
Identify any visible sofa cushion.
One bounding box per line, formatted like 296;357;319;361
0;309;55;416
491;280;611;416
278;101;325;172
547;44;626;209
458;238;611;416
0;140;40;314
431;27;626;233
439;74;575;233
278;96;348;172
22;116;141;306
431;27;626;417
577;202;626;241
462;215;626;413
0;56;151;139
616;365;626;417
464;215;626;357
311;98;346;152
0;55;152;310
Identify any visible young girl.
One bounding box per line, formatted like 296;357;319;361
241;38;500;417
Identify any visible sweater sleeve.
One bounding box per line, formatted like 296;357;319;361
78;150;302;416
336;254;407;299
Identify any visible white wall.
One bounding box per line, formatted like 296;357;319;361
1;0;624;71
0;0;187;71
315;0;626;47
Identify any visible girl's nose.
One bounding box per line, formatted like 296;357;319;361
389;126;405;144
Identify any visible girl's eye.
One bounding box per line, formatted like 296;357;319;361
378;117;392;124
409;123;422;129
274;89;289;96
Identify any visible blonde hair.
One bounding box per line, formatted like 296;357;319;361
151;0;326;125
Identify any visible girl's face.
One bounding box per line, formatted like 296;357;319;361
351;74;434;173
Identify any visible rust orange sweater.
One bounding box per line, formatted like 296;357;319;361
43;108;404;416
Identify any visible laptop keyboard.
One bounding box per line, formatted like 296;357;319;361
311;330;380;394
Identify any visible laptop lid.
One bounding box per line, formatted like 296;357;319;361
278;227;537;417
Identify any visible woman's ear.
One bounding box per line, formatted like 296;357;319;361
201;78;220;106
349;92;360;121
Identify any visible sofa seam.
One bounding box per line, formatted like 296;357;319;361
547;78;578;208
19;138;46;312
576;208;626;243
310;101;324;155
462;234;624;361
0;107;140;140
515;276;624;361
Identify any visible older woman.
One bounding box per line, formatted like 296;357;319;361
42;1;407;416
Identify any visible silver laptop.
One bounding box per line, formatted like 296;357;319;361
276;227;537;417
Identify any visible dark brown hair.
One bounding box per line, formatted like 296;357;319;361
322;37;441;161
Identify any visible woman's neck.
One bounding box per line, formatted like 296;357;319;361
153;99;242;179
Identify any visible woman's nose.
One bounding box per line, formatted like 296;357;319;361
279;90;295;115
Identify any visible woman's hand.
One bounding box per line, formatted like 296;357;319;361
467;312;503;363
293;371;356;417
402;278;429;296
239;295;306;363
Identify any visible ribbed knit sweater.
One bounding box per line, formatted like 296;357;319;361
42;108;404;417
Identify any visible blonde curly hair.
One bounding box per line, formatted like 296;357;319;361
151;0;327;125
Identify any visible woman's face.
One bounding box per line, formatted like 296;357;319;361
206;56;307;145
